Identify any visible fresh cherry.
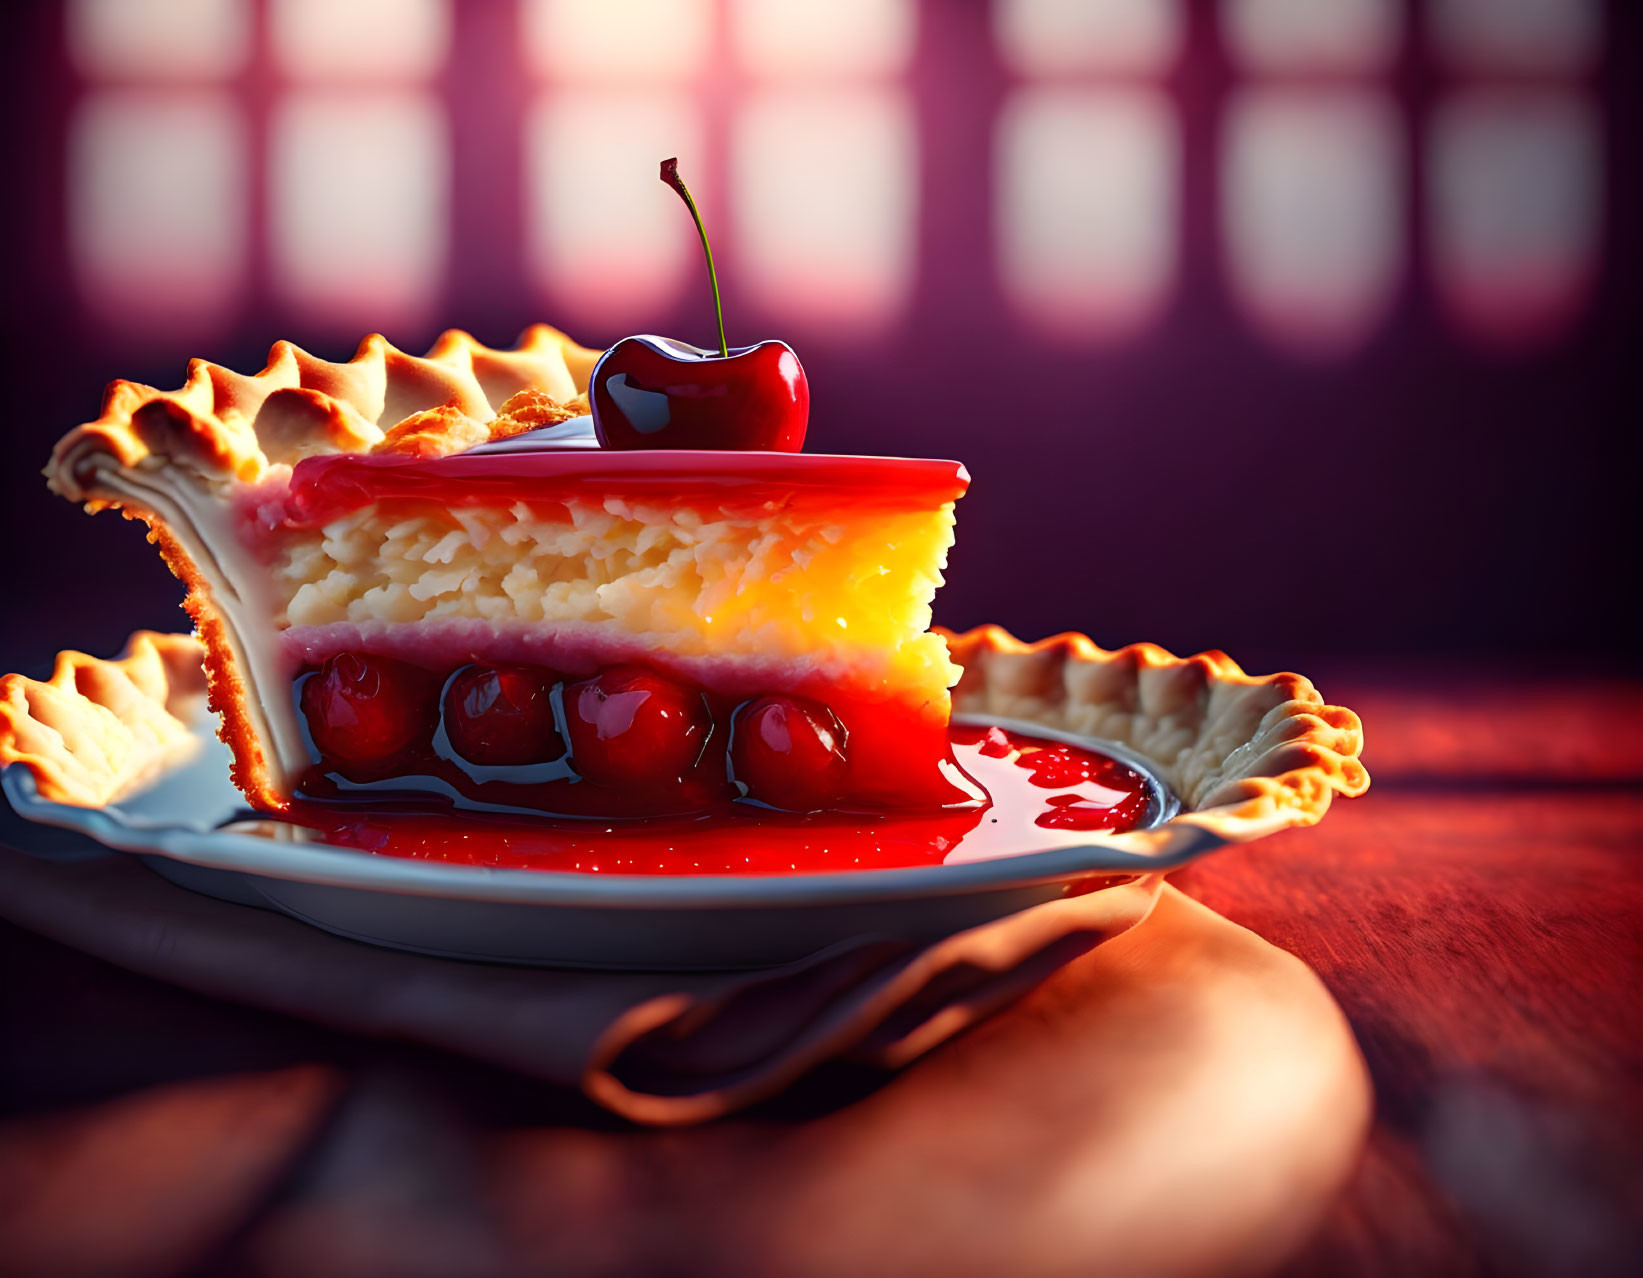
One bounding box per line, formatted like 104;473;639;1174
441;664;564;767
590;158;809;453
300;652;435;766
729;695;848;811
563;666;711;788
592;335;807;452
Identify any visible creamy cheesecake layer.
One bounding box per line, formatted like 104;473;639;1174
269;497;959;704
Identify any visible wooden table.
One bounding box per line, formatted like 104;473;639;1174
3;668;1640;1276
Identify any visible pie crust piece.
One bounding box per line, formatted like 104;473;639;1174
0;632;208;808
41;327;601;811
942;626;1369;848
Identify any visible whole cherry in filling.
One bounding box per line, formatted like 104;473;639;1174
300;652;435;767
563;666;711;787
442;664;564;767
730;695;848;812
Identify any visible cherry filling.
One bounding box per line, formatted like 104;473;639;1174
294;651;911;818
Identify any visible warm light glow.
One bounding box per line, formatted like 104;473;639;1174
1225;0;1401;75
995;0;1183;76
732;90;916;332
1431;0;1600;76
1429;91;1599;347
1224;89;1403;356
270;91;449;329
996;88;1178;341
732;0;915;78
270;0;451;81
67;0;248;79
522;0;711;82
69;91;246;332
526;93;707;328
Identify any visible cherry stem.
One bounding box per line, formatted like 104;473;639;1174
660;157;728;358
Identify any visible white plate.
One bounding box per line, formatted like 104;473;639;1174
1;713;1219;969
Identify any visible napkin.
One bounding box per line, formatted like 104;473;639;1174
0;842;1162;1125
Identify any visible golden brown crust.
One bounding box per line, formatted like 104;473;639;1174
6;627;1367;858
941;626;1369;846
138;515;284;812
47;325;603;502
0;632;207;807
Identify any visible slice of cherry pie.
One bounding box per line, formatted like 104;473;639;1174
41;325;980;819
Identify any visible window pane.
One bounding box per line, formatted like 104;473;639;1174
67;0;249;79
70;91;246;333
995;0;1183;77
732;89;916;332
271;0;451;81
526;92;707;329
522;0;711;82
271;91;449;330
1223;89;1404;355
732;0;915;78
1432;0;1600;76
1430;91;1599;346
996;88;1178;340
1224;0;1400;75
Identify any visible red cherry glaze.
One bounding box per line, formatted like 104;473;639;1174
563;666;712;787
730;695;848;811
289;725;1157;875
590;336;808;452
442;664;564;767
1019;744;1128;789
300;652;435;766
1034;791;1150;832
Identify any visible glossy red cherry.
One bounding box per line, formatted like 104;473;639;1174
590;157;809;453
563;666;711;788
591;335;808;452
729;695;848;811
300;652;434;766
441;664;564;767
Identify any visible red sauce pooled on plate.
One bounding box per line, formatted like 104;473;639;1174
286;724;1156;876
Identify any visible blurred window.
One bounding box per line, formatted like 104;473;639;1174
1223;89;1404;355
270;91;449;331
995;0;1183;77
67;0;249;79
1427;1;1601;346
69;91;247;335
525;93;708;328
732;90;917;331
1224;0;1401;76
996;1;1181;341
733;0;915;79
1429;92;1599;346
1431;0;1600;76
996;89;1178;340
271;0;451;82
523;0;712;82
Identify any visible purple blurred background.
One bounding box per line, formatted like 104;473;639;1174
1;0;1636;676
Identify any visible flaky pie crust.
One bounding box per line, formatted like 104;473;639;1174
47;325;603;502
942;626;1369;847
0;632;208;808
3;628;1368;860
43;326;604;811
